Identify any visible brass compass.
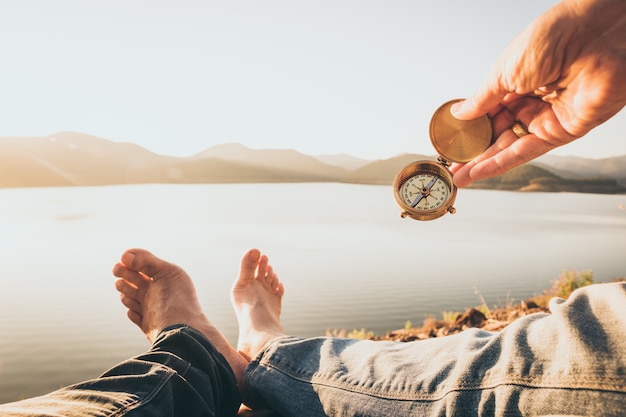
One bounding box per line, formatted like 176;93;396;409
393;99;493;220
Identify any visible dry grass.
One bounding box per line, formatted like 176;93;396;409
326;270;625;343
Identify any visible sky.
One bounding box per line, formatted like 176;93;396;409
1;0;624;160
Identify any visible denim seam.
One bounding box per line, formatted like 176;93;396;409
254;361;626;403
321;378;626;401
317;375;626;402
108;365;178;417
457;377;626;393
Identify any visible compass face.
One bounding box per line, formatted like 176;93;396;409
393;160;457;220
399;173;450;211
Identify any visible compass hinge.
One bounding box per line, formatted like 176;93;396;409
437;156;451;167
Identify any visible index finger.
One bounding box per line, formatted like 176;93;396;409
452;131;554;187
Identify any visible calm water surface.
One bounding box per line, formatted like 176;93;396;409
0;183;625;402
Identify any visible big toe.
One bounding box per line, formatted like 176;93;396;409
119;248;181;282
237;249;262;283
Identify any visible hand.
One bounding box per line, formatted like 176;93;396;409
449;0;626;187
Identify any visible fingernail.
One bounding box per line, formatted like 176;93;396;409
450;102;463;117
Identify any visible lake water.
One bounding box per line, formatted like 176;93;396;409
0;183;625;403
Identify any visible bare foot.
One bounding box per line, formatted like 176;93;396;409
112;248;248;387
231;249;286;361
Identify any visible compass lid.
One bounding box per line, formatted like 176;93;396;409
429;99;493;163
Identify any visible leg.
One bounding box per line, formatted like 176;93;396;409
0;249;249;416
112;248;248;388
1;325;241;417
241;282;626;416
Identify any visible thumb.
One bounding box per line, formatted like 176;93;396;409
451;84;507;120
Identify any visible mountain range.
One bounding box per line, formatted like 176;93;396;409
1;132;625;194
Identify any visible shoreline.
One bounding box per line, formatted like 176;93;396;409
330;271;624;342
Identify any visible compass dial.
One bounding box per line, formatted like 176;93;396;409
393;160;457;221
399;173;450;211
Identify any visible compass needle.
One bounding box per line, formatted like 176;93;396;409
425;175;438;190
410;194;424;208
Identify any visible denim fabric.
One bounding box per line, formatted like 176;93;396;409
0;325;241;417
245;282;626;417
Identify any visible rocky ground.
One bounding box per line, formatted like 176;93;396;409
371;297;550;342
363;276;625;342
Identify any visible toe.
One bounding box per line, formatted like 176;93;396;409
115;278;140;299
120;249;175;279
256;255;269;280
264;265;274;283
113;264;151;289
268;273;279;291
238;249;261;282
120;293;141;312
275;282;285;298
126;309;143;328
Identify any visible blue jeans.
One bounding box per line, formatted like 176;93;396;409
3;283;626;416
245;282;626;416
0;325;242;417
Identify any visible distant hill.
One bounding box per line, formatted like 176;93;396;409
468;164;626;193
0;132;624;194
344;153;434;185
0;132;174;187
194;143;347;181
535;154;626;186
314;154;370;170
